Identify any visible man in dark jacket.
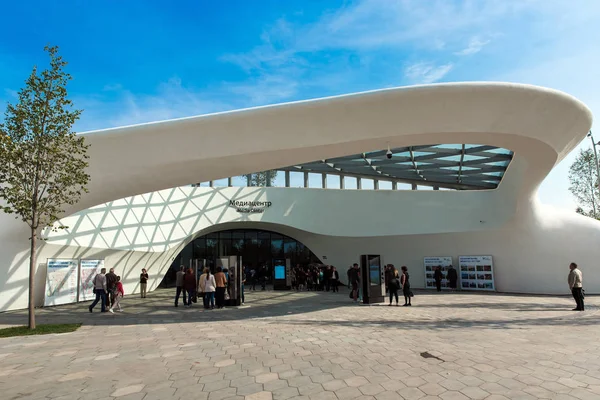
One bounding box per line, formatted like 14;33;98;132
434;266;444;292
105;268;118;307
446;265;458;291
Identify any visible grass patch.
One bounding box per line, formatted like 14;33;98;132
0;323;81;338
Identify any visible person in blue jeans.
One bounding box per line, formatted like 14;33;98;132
89;268;108;313
200;268;216;310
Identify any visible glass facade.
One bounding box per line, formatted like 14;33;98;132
191;144;514;191
162;229;321;287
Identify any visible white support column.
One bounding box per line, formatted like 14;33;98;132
357;177;362;190
322;174;327;189
304;172;309;188
285;171;290;187
374;179;379;190
340;175;345;189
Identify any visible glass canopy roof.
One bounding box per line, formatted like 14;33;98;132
280;144;513;190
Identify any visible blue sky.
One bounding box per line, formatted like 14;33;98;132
1;0;599;210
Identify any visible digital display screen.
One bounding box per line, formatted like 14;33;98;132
369;256;381;285
274;265;285;280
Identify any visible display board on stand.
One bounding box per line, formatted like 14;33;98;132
423;256;453;290
78;259;104;302
458;255;495;291
44;259;79;306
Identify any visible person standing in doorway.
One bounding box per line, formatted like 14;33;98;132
446;265;458;291
388;265;400;306
89;268;107;313
174;266;186;307
401;266;412;306
434;266;443;292
140;268;148;298
241;268;246;305
568;262;584;311
214;267;227;309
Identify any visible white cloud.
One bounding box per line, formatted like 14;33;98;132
404;62;453;84
74;77;234;131
455;37;491;56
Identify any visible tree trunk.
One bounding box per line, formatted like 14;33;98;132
29;226;37;330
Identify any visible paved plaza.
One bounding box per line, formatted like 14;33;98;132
0;288;599;400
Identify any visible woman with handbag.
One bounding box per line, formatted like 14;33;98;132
388;265;400;306
200;268;216;309
401;266;412;306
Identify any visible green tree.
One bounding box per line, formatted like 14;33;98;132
0;46;90;329
245;171;278;187
568;148;599;220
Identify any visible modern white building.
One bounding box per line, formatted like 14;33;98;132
0;82;599;311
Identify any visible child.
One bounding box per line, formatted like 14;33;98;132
109;276;125;313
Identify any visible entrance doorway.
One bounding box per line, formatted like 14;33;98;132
160;229;321;287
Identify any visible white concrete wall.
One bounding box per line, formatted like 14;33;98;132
0;83;596;311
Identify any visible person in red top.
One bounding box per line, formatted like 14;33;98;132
183;267;197;308
109;276;125;313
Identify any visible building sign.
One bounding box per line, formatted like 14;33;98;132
79;259;104;302
458;255;495;291
229;200;272;214
424;256;453;290
44;258;79;306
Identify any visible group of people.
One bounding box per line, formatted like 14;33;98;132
291;264;340;292
347;263;414;306
87;261;586;314
174;266;233;309
89;267;125;313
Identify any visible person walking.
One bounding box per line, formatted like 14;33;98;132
89;268;108;313
183;267;196;307
214;267;227;309
241;269;246;305
109;276;124;313
105;268;118;308
174;266;186;307
388;265;400;306
434;266;443;292
140;268;148;298
568;262;584;311
346;266;352;289
401;266;412;306
446;265;458;291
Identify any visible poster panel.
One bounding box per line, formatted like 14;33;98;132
79;259;104;302
424;256;454;290
44;258;79;306
458;255;495;291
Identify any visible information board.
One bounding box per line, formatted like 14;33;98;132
458;255;495;291
79;259;104;302
424;256;454;290
44;258;79;306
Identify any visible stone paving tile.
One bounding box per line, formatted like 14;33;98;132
0;288;598;400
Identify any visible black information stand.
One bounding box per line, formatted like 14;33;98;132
360;254;385;304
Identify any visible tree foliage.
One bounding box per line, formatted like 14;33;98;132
0;45;90;328
568;148;599;220
245;171;277;187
